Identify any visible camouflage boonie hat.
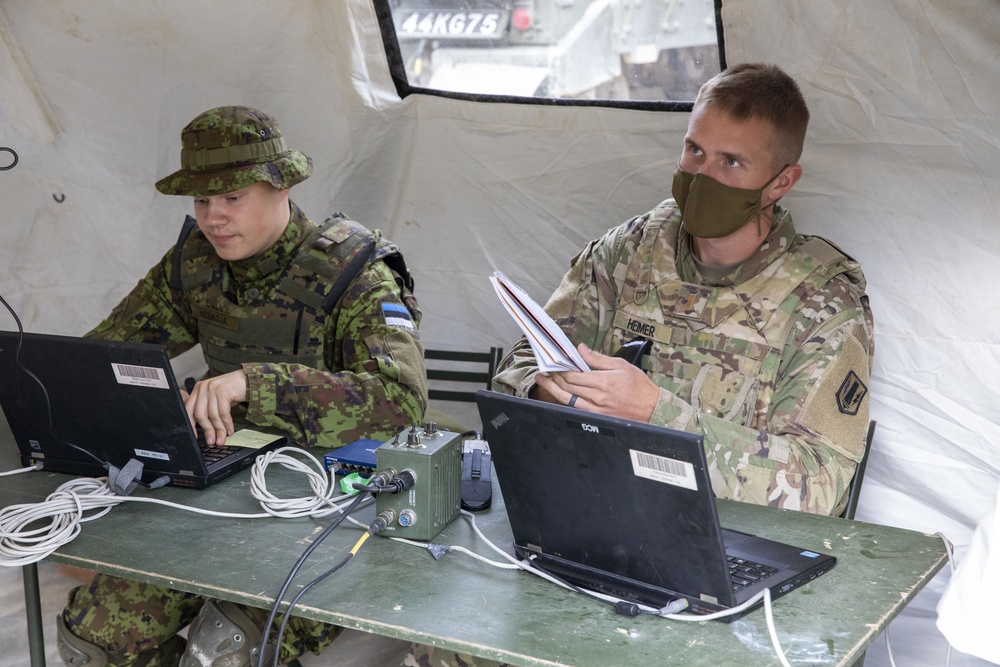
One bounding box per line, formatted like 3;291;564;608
155;106;312;197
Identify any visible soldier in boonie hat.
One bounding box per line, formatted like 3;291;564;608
57;104;428;667
154;105;313;197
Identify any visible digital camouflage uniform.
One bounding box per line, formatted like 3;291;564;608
62;204;427;666
404;199;874;667
58;106;428;666
86;203;427;448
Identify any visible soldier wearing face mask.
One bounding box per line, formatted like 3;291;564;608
493;62;874;518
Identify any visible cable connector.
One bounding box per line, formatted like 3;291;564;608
339;472;368;496
369;509;396;535
368;467;397;489
613;601;642;617
384;469;416;494
352;467;397;493
660;598;689;615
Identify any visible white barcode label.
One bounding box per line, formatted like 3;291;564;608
135;448;170;461
112;363;169;389
630;449;698;491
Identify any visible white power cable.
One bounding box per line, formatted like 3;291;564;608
882;532;954;667
0;448;359;567
0;463;43;477
385;509;789;663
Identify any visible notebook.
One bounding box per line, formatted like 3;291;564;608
0;330;286;489
475;390;836;620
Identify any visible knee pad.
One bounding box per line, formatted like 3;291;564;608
179;600;274;667
56;615;109;667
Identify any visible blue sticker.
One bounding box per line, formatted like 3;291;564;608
799;550;820;558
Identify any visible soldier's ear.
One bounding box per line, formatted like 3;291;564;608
770;164;802;201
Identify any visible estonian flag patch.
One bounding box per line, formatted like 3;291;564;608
381;302;415;331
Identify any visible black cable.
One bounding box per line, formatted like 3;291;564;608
253;490;371;667
0;292;166;493
0;292;105;468
352;469;415;495
268;510;394;667
527;557;677;617
269;550;356;667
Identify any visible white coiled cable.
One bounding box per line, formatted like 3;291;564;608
0;447;361;567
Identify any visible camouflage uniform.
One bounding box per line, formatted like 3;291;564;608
59;106;428;666
403;200;873;667
87;203;427;448
494;200;873;517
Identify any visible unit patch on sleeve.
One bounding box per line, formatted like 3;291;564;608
836;370;867;415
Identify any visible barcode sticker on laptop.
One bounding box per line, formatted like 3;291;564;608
112;363;170;389
630;449;698;491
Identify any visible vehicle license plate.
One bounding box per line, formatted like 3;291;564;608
396;11;507;39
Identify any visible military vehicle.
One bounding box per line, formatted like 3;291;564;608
389;0;721;100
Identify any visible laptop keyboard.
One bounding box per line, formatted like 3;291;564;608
199;442;239;465
727;556;779;591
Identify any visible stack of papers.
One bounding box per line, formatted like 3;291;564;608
489;271;590;373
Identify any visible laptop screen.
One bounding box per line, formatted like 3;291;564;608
476;389;736;607
0;330;285;488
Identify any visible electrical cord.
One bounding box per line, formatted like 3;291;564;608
0;463;43;477
263;511;393;667
253;490;370;667
379;509;796;663
880;532;955;667
253;469;413;667
0;448;365;566
0;292;112;471
248;447;364;518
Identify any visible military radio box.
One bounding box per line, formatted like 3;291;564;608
374;425;463;542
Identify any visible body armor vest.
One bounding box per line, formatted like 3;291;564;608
169;214;387;376
608;213;861;429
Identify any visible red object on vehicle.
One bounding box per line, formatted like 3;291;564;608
512;7;531;31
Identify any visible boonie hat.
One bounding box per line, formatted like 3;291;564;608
155;106;312;197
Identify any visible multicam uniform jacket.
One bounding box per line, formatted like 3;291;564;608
87;202;427;448
494;200;873;515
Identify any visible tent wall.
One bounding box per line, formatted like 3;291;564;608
0;1;997;664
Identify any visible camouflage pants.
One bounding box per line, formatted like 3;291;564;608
402;644;508;667
62;573;344;666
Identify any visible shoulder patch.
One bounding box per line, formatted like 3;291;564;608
836;370;867;415
381;302;415;331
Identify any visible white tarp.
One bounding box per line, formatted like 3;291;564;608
0;1;998;664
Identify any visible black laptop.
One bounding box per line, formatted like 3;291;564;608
475;390;836;620
0;330;286;489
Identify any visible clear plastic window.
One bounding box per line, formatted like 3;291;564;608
379;0;723;104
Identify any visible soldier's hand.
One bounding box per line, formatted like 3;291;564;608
184;369;248;446
535;344;658;422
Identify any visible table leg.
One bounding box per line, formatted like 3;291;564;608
23;562;47;667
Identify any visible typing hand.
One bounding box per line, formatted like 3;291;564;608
534;344;658;422
184;369;248;446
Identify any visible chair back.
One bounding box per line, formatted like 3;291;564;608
841;420;877;520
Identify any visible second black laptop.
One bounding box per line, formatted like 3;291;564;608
0;330;286;489
475;390;836;620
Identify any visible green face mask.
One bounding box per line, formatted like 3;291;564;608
671;165;788;239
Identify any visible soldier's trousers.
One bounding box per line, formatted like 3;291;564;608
62;573;344;666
